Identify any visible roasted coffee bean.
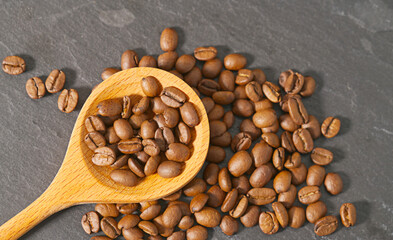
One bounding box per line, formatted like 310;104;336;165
176;54;196;74
130;111;154;129
117;203;139;215
247;188;276;205
81;211;100;234
239;119;260;140
203;163;219;185
229;195;248;218
202;58;222;79
176;122;191;145
162;204;183;229
160;28;178;51
300;76;316;97
288;96;308;125
218;70;235;91
113;119;133;140
207;185;226;208
251;141;273;167
58;89;78;113
253;109;276;128
2;56;25;75
259;211;279;235
155;127;175;151
293;128;314;154
302;115;321;139
220;215;239;236
252;68;266;84
232;175;251;195
142;139;160;157
272;202;288;228
121;50;139;70
234;85;247;99
127;157;145;177
45;69;65;93
221;188;238;213
153;215;174;237
167;231;185;240
228;151;252;177
194;46;217;61
250;165;274;188
212;91;235;105
170;70;184;80
139;56;158;68
280;70;305;94
273;170;292;193
262;132;280;148
138;220;158;236
141;76;161;97
110;155;129;169
210;120;227;139
158;51;178;70
206;145;225;163
222;111;235;129
236;69;254;85
84;131;106;150
321;116;341;138
178;215;194;230
306;165;326;186
184;66;202;87
218;168;232;192
92;146;116;166
272;147;285;171
179;102;199;127
101;68;119;81
190;193;209;213
135;150;150;163
133;96;150;115
161;86;187;108
194;207;221;227
281;131;296;153
151;97;168;114
284;152;301;169
306;200;327;224
279;94;297;113
186;225;208;240
240;205;260;227
105;127;120;144
289;163;307;185
233;99;254;117
311;147;333;166
261;119;280;133
157;160;183;178
314;215;339;236
298;185;321;204
26;77;46;99
207;104;225;120
97;99;122;117
254;98;273;111
165;143;190;162
120;96;132;119
340;203;356;227
324;172;343;195
231;132;252;152
183;178;207;197
100;217;121;239
162;108;180;128
118;138;142;154
95;203;119;218
85;115;106;133
118;214;140;230
262;81;281;103
144;155;160;176
279;114;300;132
224;53;247;70
122;227;144;240
288;206;305;229
110;169;137;187
278;184;297;208
198;79;220;96
245;81;263;102
140;120;158;139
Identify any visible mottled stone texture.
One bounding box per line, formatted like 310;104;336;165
0;0;392;239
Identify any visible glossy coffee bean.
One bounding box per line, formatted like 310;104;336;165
251;141;273;167
240;205;260;227
236;69;254;85
101;68;119;81
110;169;137;187
162;204;183;228
167;231;185;240
284;152;301;169
278;184;297;208
180;102;199;127
262;81;281;103
194;46;217;61
85;115;106;133
178;215;194;230
279;114;300;132
198;79;220;96
57;89;79;113
186;225;208;240
245;81;263;102
26;77;46;99
272;202;288;228
220;215;239;236
262;132;280;148
207;185;226;208
176;54;196;74
210;131;231;147
105;127;120;144
239;119;261;140
194;207;221;228
279;70;304;94
300;76;316;97
202;58;222;79
293;128;314;154
218;70;235;91
46;69;65;93
273;170;292;193
113;119;133;140
232;175;251;195
138;220;158;236
139;55;158;68
153;215;174;237
288;96;308;125
218;168;232;192
127;157;145;177
212;91;235;105
140;120;158;140
250;165;274;188
81;211;100;234
84;131;106;150
231;132;252;152
161;86;187;108
321;116;341;138
118;138;142;154
95;203;119;218
306;200;327;224
233;99;254;117
190;193;209;213
141;76;161;97
311;147;333;165
234;85;247;99
203;163;219;185
224;53;247;70
118;214;140;230
247;188;276;205
165;143;190;162
229;195;248;218
306;165;326;186
2;56;25;75
92;146;116;166
302;115;321;139
100;217;121;239
221;188;238;213
151;97;168;114
259;211;279;235
289;163;307;185
253;108;276;128
314;215;339;236
298;185;321;204
160;28;178;51
183;178;207;197
280;94;300;112
288;206;305;229
133;96;150;115
324;172;343;195
184;66;202;87
97;99;122;117
207;104;224;120
228;151;252;177
223;111;235;129
340;203;356;227
121;50;139;70
281;131;296;153
206;146;225;163
157;160;183;178
254;98;273;112
158;51;178;70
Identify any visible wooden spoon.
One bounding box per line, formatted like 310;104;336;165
0;67;209;239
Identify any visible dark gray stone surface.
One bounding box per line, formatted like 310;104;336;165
0;0;392;239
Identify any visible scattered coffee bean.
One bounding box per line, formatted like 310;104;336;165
340;203;356;227
101;68;119;81
100;217;121;239
224;53;247;70
46;69;65;93
298;185;321;205
288;206;305;229
306;200;327;224
306;165;326;186
314;215;338;236
26;77;46;99
194;207;221;228
202;58;222;79
158;51;178;70
321;116;341;138
2;56;25;75
160;28;178;51
220;215;239;235
81;211;100;234
194;46;217;61
324;172;343;195
247;188;276;205
139;56;158;68
121;50;139;70
259;211;279;235
272;202;288;228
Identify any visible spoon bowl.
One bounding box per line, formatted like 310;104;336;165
0;67;209;240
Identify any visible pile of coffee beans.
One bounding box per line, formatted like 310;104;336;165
81;28;356;239
85;76;200;187
2;56;79;113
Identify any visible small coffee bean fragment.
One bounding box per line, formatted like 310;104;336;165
314;215;339;236
321;116;341;138
194;46;217;61
259;211;279;235
340;203;356;227
26;77;46;99
2;56;25;75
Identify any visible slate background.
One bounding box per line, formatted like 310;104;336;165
0;0;392;239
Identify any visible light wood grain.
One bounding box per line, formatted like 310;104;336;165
0;67;209;240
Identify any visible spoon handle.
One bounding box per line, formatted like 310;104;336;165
0;184;74;239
